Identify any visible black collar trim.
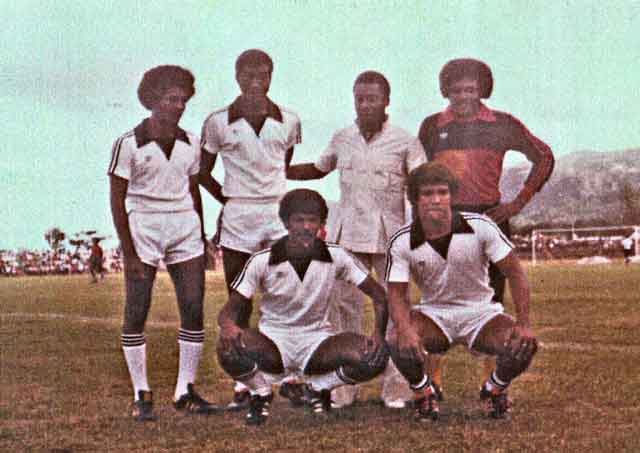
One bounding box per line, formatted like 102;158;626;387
228;97;283;125
409;211;474;249
134;118;190;148
268;236;333;265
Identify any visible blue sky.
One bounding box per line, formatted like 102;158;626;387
2;1;639;250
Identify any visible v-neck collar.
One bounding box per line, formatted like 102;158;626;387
410;211;474;259
269;236;333;281
134;118;190;160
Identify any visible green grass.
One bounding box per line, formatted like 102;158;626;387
1;263;639;452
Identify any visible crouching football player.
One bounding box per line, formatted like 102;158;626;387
109;65;218;421
386;163;537;421
217;189;389;425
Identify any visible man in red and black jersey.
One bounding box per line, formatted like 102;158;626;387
417;58;554;398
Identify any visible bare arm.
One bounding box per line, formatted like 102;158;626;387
357;276;389;340
198;151;227;205
285;146;294;170
495;252;531;327
218;289;253;351
109;175;144;279
189;174;206;243
286;163;329;180
388;281;423;364
495;251;537;358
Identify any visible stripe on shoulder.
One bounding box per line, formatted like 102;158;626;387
229;249;270;289
388;224;412;247
461;213;513;246
108;130;134;174
203;105;231;123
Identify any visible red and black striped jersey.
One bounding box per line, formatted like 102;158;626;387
418;104;554;208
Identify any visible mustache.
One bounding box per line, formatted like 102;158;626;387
293;231;315;239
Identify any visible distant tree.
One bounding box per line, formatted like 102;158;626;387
45;227;66;252
622;182;640;225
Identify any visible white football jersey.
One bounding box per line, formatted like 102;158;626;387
232;237;368;333
386;212;513;308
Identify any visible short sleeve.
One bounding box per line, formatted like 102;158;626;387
187;137;201;176
230;253;263;299
314;132;340;173
337;248;368;287
478;217;513;264
406;137;427;173
385;237;410;283
200;116;222;155
108;136;132;180
286;115;302;149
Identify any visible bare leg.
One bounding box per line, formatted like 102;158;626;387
216;328;284;377
472;314;537;385
167;255;205;331
387;311;449;386
122;263;157;334
167;255;208;400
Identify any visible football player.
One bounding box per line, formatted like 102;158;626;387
386;162;538;420
417;58;553;400
217;189;389;425
199;49;302;410
109;65;218;421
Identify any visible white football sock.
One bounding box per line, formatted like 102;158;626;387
174;329;204;401
236;365;271;397
121;334;150;400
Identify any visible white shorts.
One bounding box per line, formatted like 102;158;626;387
218;198;287;254
260;325;334;378
413;303;507;351
129;210;204;267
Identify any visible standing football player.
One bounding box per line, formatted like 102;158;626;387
386;162;538;420
199;49;302;410
109;65;217;421
417;58;554;398
217;189;389;425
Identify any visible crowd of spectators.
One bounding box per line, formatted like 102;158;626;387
511;232;637;261
1;233;635;277
0;247;123;277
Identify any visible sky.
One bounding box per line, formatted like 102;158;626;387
2;0;640;250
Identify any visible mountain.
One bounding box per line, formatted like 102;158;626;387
501;148;640;231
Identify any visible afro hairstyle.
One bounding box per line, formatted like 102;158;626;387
137;65;195;110
439;58;493;99
279;189;328;225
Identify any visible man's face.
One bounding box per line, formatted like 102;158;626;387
447;77;481;118
151;87;189;126
353;82;388;128
286;212;322;254
236;63;271;101
416;183;452;223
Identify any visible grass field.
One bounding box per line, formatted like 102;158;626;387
2;263;639;452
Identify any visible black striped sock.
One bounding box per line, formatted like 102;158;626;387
121;333;145;348
178;328;204;344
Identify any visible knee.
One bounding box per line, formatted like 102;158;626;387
344;348;390;382
216;341;256;377
123;302;149;332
